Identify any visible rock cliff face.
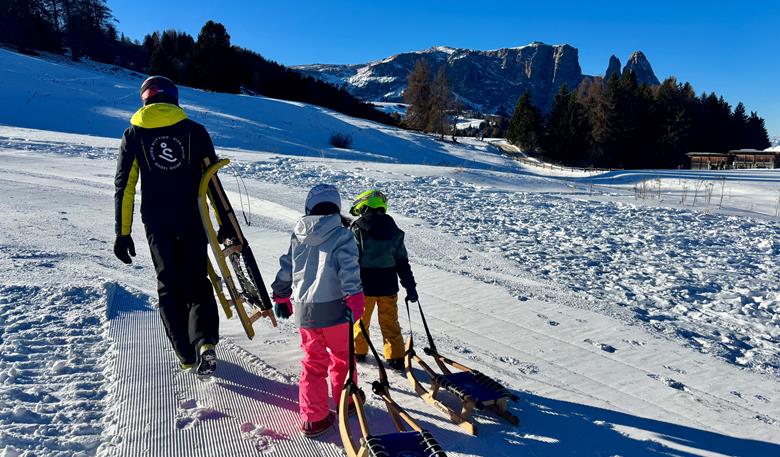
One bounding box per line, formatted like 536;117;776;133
294;43;659;113
622;51;660;85
605;55;622;80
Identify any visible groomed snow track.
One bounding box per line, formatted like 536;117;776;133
105;284;344;457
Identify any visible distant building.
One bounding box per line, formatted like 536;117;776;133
686;152;730;170
728;149;778;169
686;150;779;170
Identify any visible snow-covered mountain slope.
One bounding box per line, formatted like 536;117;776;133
1;48;779;456
0;47;515;170
294;43;660;112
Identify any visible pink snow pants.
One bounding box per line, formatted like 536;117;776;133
299;322;357;423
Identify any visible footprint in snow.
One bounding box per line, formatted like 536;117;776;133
536;313;558;327
240;422;289;451
754;415;780;427
754;394;770;403
175;399;227;430
584;339;617;353
498;355;539;374
453;345;472;354
647;374;688;392
622;339;646;347
663;365;688;375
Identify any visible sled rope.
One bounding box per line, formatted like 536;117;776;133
227;163;252;226
404;297;438;355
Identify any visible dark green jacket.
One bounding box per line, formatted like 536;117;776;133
351;212;415;296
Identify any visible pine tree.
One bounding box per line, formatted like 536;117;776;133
745;112;770;150
0;0;61;51
404;59;433;131
596;71;655;168
692;93;733;152
506;91;543;153
653;78;694;167
59;0;115;60
542;84;590;164
148;31;178;80
730;102;749;150
195;21;239;93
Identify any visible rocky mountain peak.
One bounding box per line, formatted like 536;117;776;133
294;44;660;115
605;55;622;80
623;51;660;85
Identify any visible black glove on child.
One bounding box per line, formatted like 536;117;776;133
113;235;136;264
406;287;419;303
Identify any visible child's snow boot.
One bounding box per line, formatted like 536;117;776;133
387;358;404;371
301;411;336;438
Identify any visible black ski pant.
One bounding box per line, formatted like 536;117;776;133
145;224;219;364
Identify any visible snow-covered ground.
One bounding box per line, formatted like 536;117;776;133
1;48;779;456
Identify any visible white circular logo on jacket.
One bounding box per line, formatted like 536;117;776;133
149;136;185;171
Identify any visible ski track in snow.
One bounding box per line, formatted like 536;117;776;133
9;135;778;378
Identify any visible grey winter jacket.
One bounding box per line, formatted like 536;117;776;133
271;213;362;329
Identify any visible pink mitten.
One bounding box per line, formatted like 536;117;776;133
345;292;365;321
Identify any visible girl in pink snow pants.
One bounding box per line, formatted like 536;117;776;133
271;184;365;437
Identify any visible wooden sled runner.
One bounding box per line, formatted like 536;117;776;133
198;158;277;339
404;298;519;435
339;317;447;457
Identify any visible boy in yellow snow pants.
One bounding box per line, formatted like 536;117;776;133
349;190;418;370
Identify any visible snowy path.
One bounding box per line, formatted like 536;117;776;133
105;285;342;456
1;137;780;456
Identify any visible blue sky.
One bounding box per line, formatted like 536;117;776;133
109;0;780;135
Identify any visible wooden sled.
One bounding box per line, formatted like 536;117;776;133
198;158;277;339
404;298;519;435
339;318;447;457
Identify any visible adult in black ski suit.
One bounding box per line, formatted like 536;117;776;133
113;76;220;370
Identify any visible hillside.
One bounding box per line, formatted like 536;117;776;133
0;48;513;170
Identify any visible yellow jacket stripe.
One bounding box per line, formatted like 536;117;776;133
130;103;187;129
120;159;140;236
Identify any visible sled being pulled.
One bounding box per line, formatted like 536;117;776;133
198;158;276;339
339;317;447;457
404;298;519;435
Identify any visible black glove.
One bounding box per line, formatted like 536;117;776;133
113;235;136;265
405;287;418;303
217;223;238;244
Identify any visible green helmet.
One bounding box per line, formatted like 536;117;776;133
350;189;388;216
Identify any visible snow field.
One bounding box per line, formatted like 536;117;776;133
1;140;779;456
0;284;115;457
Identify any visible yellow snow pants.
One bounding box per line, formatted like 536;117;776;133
353;295;404;360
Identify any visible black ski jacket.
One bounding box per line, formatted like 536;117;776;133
351;212;416;296
114;103;217;236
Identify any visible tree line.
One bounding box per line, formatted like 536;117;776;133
0;1;396;126
507;72;771;169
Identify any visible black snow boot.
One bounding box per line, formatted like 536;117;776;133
197;344;217;377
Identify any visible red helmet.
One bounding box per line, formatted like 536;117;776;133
140;76;179;106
